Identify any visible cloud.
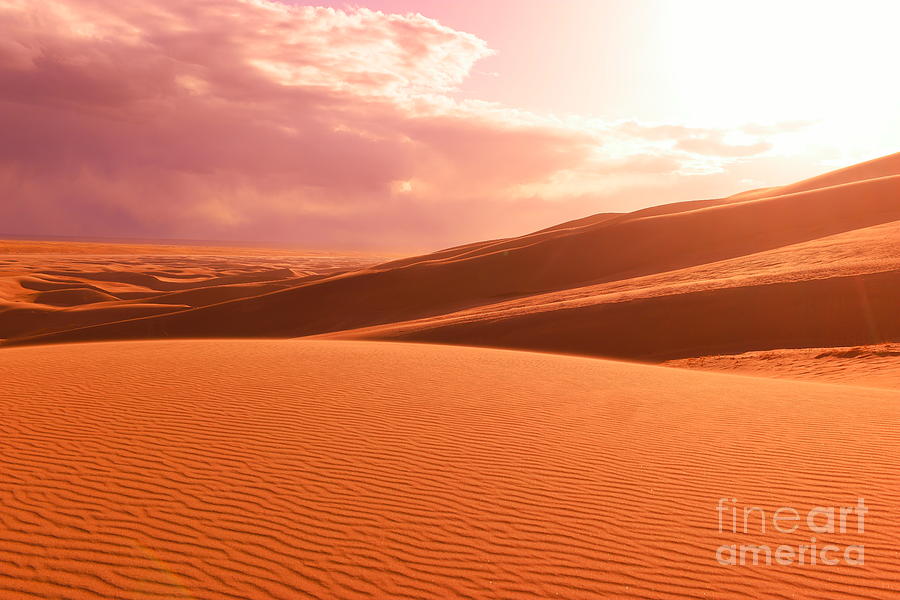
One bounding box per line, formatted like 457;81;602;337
1;0;611;247
741;120;816;136
675;137;771;158
0;0;811;250
616;120;775;157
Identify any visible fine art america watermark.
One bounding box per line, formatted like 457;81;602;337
715;497;867;566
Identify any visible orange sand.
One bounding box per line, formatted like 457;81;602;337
0;249;380;340
3;153;897;377
1;340;898;599
1;154;899;598
667;343;900;389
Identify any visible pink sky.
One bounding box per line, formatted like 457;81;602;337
1;0;897;250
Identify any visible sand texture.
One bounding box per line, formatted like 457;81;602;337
1;340;898;599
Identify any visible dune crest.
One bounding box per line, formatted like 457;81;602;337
2;152;898;385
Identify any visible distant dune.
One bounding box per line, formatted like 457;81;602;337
0;249;380;340
666;343;900;389
0;237;385;257
1;340;898;599
2;152;898;386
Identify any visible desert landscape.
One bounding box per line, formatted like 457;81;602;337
2;153;899;599
4;153;900;387
2;0;899;598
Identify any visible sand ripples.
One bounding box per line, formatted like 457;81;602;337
1;340;898;599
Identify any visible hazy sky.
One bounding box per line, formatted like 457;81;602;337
2;0;897;250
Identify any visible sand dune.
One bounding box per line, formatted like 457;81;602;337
666;343;900;390
1;153;899;389
0;248;381;340
334;268;900;361
4;153;899;375
31;288;122;307
0;238;387;258
2;154;899;599
731;151;900;201
1;340;898;599
0;302;188;339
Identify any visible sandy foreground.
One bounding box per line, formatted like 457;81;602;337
1;339;898;599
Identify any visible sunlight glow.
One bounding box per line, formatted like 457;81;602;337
655;0;900;130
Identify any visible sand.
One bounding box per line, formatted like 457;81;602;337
3;153;898;376
0;247;381;340
1;339;898;599
666;343;900;390
2;154;899;598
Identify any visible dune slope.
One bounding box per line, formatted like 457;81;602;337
666;343;900;389
6;155;900;355
1;340;898;599
337;268;900;360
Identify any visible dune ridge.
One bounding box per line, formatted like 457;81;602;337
730;151;900;201
2;153;898;374
666;343;900;389
331;268;900;361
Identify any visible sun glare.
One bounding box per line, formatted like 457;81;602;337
655;0;900;130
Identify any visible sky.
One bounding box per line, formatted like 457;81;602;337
1;0;898;251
